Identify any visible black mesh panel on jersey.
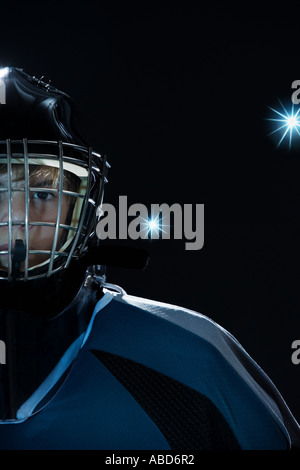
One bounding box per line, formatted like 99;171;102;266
91;349;241;450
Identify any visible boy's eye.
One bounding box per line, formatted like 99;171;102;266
32;191;54;200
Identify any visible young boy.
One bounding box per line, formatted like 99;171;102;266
0;162;82;275
0;66;299;450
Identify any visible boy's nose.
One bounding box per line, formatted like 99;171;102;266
0;192;26;225
11;192;26;222
12;193;26;223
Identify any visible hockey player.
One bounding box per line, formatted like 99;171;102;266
0;67;299;450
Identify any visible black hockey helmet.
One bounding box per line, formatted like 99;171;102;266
0;66;109;283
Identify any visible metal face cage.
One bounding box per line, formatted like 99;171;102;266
0;139;109;281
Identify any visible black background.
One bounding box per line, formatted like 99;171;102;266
1;2;300;423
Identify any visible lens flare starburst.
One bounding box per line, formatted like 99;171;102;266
140;214;169;238
266;100;300;150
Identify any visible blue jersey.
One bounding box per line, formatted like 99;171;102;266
0;284;299;450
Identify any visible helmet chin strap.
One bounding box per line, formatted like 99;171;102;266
12;239;26;281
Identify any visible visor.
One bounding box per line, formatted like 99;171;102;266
0;139;109;281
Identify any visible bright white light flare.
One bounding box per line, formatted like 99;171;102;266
266;100;300;150
0;67;9;79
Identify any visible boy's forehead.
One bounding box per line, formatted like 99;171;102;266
0;163;52;172
0;164;60;185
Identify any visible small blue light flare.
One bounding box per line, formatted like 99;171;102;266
266;100;300;150
140;214;169;238
148;218;159;232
